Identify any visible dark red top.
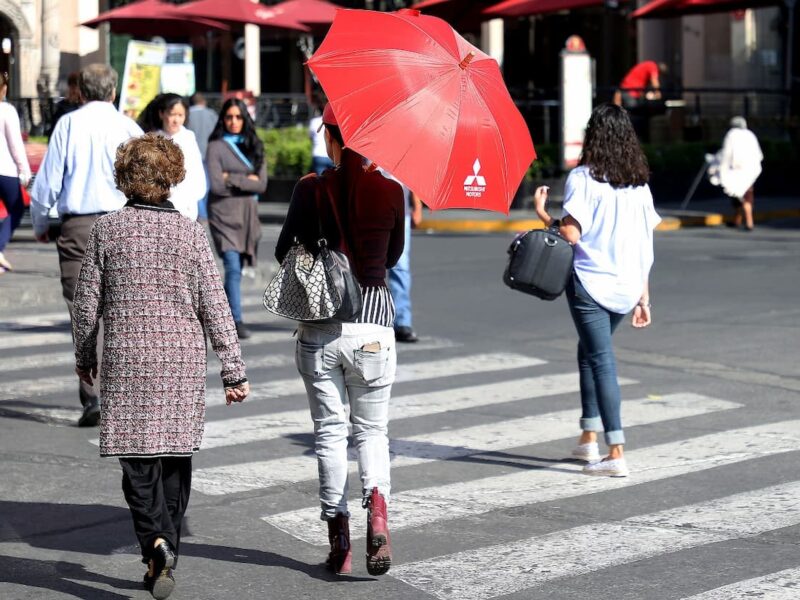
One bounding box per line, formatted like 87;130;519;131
276;149;406;287
619;61;658;98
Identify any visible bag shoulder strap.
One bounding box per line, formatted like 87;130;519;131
316;175;354;258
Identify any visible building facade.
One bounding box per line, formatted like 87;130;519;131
1;0;106;98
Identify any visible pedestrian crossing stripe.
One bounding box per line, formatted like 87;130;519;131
389;481;800;600
261;419;800;546
207;352;546;407
679;567;800;599
192;393;738;495
86;370;630;449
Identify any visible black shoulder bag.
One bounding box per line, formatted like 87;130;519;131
503;220;574;301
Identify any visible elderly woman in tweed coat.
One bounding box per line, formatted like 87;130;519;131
72;133;250;600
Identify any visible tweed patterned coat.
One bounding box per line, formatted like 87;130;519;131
72;202;247;457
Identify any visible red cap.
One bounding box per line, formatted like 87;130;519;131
321;103;338;127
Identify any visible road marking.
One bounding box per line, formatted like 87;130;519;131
206;352;547;407
90;371;625;449
0;311;71;330
193;394;737;495
390;481;800;600
0;332;73;350
0;374;81;400
262;420;800;546
679;567;800;599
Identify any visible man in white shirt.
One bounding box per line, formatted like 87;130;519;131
31;63;142;427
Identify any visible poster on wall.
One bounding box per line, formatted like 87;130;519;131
118;40;168;119
560;36;593;170
161;44;196;97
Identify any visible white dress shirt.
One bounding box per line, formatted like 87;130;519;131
160;126;205;221
30;101;142;235
0;101;31;183
564;166;661;314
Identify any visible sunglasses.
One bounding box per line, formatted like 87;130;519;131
224;114;244;121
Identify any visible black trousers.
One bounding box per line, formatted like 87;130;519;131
119;456;192;565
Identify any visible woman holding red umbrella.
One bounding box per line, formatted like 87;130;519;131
275;104;405;576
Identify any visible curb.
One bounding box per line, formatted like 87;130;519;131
417;215;687;234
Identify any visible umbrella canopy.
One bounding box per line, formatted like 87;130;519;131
411;0;496;30
177;0;310;31
271;0;339;29
307;8;536;214
631;0;780;18
82;0;230;37
484;0;623;17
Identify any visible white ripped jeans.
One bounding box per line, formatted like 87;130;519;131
295;322;396;521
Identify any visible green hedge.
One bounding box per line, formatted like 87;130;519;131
258;127;312;179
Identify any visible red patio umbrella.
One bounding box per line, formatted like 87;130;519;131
307;8;536;213
631;0;780;18
271;0;339;30
411;0;496;31
177;0;310;31
484;0;624;17
82;0;230;37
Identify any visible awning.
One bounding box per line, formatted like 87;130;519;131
82;0;230;37
484;0;624;17
177;0;310;31
271;0;340;29
631;0;782;19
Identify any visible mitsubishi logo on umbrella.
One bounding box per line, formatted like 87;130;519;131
463;159;486;198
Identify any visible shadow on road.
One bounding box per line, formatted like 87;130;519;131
0;555;137;599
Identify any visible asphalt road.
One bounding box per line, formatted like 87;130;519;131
1;221;799;599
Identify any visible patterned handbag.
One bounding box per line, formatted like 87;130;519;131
263;179;363;322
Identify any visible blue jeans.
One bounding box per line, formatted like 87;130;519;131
221;250;243;323
388;215;412;328
566;273;626;446
0;175;23;252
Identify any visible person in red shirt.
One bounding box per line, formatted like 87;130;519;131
613;61;667;108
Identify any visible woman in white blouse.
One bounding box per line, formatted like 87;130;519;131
534;103;660;478
0;72;32;273
139;94;205;221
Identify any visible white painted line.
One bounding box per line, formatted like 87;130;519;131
0;332;74;350
0;405;82;424
0;374;79;400
200;372;624;448
0;351;77;372
262;420;800;546
193;394;737;495
206;352;548;407
391;482;800;600
680;567;800;600
0;311;71;329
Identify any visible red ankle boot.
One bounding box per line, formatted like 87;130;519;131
326;513;352;575
366;487;392;575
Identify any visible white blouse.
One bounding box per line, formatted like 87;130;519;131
563;166;661;314
0;101;31;181
160;126;206;221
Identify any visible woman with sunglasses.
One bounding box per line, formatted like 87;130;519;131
206;98;268;339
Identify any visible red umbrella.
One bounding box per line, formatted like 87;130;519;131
484;0;625;17
307;8;536;214
177;0;310;31
82;0;230;37
631;0;779;18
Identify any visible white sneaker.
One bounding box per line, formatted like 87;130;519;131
582;457;629;477
571;442;601;462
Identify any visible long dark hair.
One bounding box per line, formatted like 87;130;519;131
209;98;264;171
579;103;649;188
137;93;189;133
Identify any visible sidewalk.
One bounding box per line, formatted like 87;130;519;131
257;196;800;233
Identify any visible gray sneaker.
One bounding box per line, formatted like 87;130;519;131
582;457;629;477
